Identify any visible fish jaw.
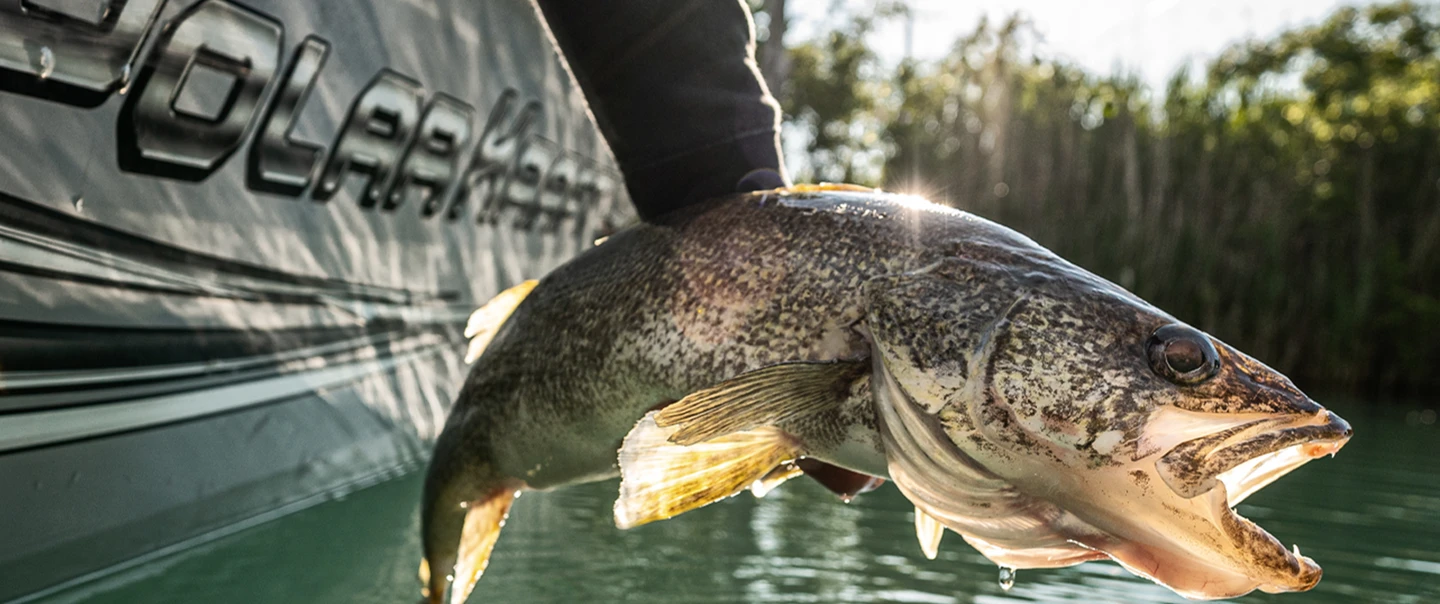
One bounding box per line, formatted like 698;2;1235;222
874;353;1353;599
1033;445;1332;599
1006;402;1348;599
1072;404;1351;598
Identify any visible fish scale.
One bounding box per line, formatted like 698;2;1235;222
451;191;937;489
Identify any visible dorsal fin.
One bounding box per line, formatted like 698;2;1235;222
783;183;876;193
464;279;537;363
656;360;867;445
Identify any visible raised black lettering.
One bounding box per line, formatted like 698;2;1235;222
504;136;557;229
391;94;474;215
569;162;601;236
590;171;620;232
313;69;423;206
446;90;540;223
530;150;576;233
247;35;329;196
0;0;165;106
116;0;282;180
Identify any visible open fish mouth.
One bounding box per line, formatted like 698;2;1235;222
1155;409;1352;506
1030;406;1353;600
1114;407;1353;597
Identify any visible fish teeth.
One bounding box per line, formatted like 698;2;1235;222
914;506;944;560
1292;543;1302;557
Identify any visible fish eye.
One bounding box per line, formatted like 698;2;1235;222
1147;325;1220;385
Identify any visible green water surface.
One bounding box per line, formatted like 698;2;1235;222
35;397;1440;603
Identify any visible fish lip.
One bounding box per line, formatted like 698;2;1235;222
1211;410;1350;505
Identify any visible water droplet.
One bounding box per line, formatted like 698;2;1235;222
72;196;84;212
458;501;469;509
998;566;1016;591
38;46;54;80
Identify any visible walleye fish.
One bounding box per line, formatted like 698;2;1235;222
419;186;1351;603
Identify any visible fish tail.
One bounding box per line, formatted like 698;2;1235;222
419;432;518;604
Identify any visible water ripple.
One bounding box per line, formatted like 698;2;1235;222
34;396;1440;604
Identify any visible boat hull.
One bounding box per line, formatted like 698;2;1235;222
0;0;625;599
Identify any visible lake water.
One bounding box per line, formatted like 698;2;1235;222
32;397;1440;604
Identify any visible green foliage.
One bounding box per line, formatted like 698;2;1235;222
778;2;906;183
782;2;1440;394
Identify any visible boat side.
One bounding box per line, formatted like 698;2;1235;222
0;0;629;599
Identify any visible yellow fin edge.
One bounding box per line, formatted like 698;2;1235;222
447;489;517;604
615;412;801;529
464;279;538;363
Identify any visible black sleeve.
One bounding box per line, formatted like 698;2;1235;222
533;0;790;221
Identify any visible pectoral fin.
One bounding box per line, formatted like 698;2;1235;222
615;412;802;529
656;360;868;445
617;360;877;528
464;279;537;363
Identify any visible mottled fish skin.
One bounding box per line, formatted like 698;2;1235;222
424;188;1351;602
442;191;1022;489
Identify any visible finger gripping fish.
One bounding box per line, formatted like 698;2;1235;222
419;187;1351;603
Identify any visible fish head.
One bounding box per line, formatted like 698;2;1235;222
865;239;1351;599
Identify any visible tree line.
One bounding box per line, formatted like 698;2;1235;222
759;1;1440;395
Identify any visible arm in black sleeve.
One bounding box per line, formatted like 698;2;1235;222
533;0;790;221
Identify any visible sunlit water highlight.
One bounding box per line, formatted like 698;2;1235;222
34;397;1440;603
